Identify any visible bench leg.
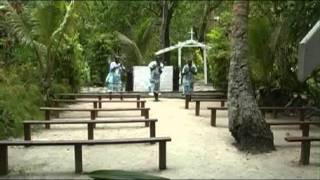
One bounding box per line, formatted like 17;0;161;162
98;96;102;108
90;111;96;128
154;92;159;101
300;141;311;165
0;145;8;175
302;124;310;137
195;101;200;116
220;101;225;107
144;109;150;127
109;92;112;100
299;110;305;129
87;123;94;140
185;95;189;109
74;145;83;173
137;96;141;108
45;110;50;129
211;110;217;127
141;102;145;108
24;124;31;141
93;102;98;117
159;142;166;170
150;121;156;138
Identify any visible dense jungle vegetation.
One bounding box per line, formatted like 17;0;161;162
0;0;319;139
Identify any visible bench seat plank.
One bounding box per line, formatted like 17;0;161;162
285;136;320;142
24;119;157;124
40;107;149;111
285;136;320;165
266;120;320;125
52;99;146;103
0;137;171;146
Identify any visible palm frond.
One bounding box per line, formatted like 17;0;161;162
135;18;157;56
115;31;143;66
51;0;75;45
3;1;47;59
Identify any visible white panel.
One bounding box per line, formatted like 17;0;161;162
133;66;173;92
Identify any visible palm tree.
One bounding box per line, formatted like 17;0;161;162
227;0;275;153
2;1;77;104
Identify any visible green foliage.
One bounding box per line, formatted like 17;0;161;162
0;68;43;139
87;170;168;180
206;11;231;89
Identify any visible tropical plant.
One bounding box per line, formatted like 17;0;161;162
2;0;80;103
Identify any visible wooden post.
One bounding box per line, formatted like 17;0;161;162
87;123;94;140
24;124;31;141
159;141;166;170
185;95;190;109
120;92;123;100
90;110;96;128
150;121;156;138
210;109;217;127
195;101;200;116
299;109;305;129
45;110;50;129
98;96;102;108
54;101;60;118
109;92;112;100
154;92;159;101
141;101;145;108
300;140;311;165
137;96;141;108
93;101;98;117
144;109;150;127
0;145;8;175
302;124;310;137
74;145;83;173
220;101;225;107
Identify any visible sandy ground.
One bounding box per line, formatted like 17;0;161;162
1;98;320;179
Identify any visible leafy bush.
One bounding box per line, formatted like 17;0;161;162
0;68;43;139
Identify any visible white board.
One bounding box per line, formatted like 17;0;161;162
133;66;173;92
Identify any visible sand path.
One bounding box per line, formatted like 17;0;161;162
2;98;320;179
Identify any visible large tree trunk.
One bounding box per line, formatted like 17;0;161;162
160;0;176;64
228;1;275;153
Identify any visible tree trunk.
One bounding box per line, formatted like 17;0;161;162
160;0;176;64
228;0;275;153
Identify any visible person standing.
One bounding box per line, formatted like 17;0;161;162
148;56;164;97
106;55;125;92
182;59;197;94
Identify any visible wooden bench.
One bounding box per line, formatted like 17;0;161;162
191;99;228;116
56;93;142;108
207;107;315;127
51;99;146;108
0;137;171;175
23;119;158;140
185;91;227;109
285;136;320;165
40;107;150;129
266;120;320;137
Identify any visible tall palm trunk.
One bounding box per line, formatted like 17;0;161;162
228;0;275;153
160;0;176;64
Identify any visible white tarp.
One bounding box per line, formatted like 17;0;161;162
298;20;320;81
133;66;173;92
